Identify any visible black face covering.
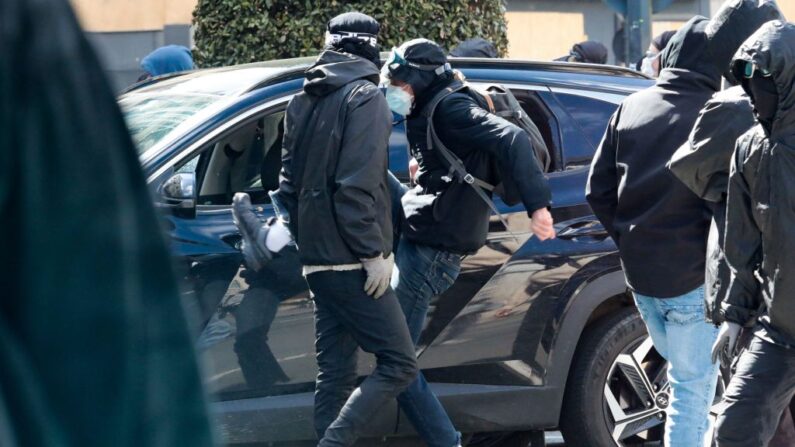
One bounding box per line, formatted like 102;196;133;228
748;75;778;130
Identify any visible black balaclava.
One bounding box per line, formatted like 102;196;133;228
387;38;452;99
325;12;381;67
748;74;778;130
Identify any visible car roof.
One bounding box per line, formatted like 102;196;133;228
122;55;651;98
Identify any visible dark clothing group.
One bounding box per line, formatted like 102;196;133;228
588;1;795;444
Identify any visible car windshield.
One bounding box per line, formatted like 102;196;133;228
120;93;221;157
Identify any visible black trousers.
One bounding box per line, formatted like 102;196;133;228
716;336;795;447
307;269;418;447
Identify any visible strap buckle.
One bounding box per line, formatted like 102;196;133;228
463;174;475;184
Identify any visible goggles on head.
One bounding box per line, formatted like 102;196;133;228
324;31;378;48
742;61;772;78
386;47;451;76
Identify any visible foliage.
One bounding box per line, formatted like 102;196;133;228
193;0;508;67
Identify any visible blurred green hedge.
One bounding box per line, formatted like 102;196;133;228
192;0;508;67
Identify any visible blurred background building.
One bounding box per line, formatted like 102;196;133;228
72;0;795;91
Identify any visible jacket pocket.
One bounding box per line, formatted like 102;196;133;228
297;188;342;262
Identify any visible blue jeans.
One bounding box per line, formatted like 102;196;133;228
391;237;462;447
634;287;720;447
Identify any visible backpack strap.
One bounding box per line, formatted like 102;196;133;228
424;81;518;241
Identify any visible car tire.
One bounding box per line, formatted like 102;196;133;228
560;306;667;447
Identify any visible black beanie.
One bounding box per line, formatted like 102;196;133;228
386;39;451;97
325;12;381;67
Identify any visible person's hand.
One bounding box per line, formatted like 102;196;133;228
361;254;395;299
531;208;556;241
711;321;742;367
409;157;419;183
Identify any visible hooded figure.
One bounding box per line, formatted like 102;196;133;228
668;0;784;325
713;21;795;447
636;30;676;76
449;38;499;58
586;16;735;446
139;45;194;80
0;0;214;445
272;12;420;447
555;41;608;64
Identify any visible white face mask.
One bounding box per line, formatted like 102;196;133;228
386;85;413;116
640;51;660;77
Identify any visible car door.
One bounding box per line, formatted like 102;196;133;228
408;82;624;378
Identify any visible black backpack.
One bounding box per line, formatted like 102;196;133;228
424;80;550;237
474;84;551;173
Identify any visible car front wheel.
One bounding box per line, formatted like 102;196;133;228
560;307;667;446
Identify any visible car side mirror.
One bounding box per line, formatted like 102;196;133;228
159;172;196;217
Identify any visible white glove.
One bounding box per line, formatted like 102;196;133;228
264;219;292;252
711;321;742;367
361;254;395;299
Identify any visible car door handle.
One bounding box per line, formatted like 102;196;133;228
556;217;609;240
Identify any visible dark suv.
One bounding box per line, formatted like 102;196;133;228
121;57;663;446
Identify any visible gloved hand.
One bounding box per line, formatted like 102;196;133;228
361;254;395;299
711;321;742;367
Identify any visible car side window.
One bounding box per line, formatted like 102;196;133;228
549;92;618;169
510;89;561;172
174;111;286;206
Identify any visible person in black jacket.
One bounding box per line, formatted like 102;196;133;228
586;13;756;445
272;13;418;447
713;21;795;447
381;39;554;447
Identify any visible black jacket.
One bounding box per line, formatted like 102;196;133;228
275;51;393;266
723;21;795;348
668;86;755;323
586;17;719;298
401;77;551;254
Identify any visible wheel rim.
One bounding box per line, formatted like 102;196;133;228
603;334;725;446
604;336;668;446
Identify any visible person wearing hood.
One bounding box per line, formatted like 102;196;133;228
555;40;608;64
271;12;418;447
137;45;194;81
586;14;746;445
668;0;783;341
449;38;499;58
381;38;554;447
713;21;795;447
636;30;677;77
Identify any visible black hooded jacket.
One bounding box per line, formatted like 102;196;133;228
275;50;393;266
723;21;795;348
668;87;755;322
401;75;552;254
665;0;783;320
587;17;721;298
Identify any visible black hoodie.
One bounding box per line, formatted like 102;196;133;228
666;0;783;322
723;21;795;348
275;50;393;266
587;17;719;298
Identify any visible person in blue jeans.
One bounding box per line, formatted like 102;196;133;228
383;40;555;447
